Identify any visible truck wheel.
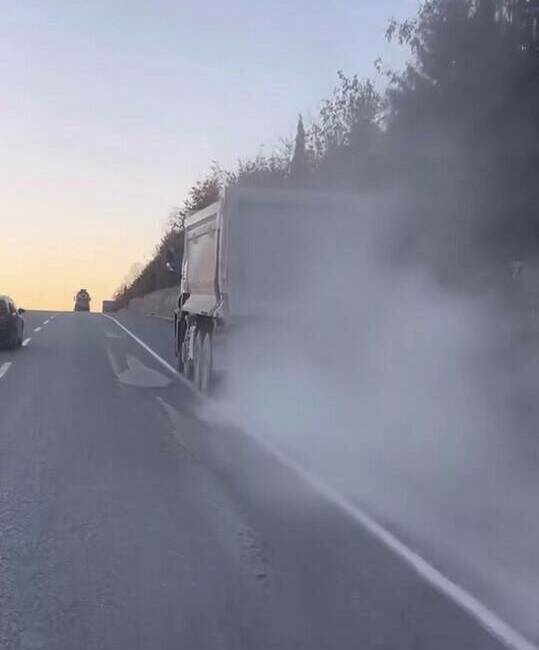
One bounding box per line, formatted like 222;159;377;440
176;319;191;377
198;332;213;395
182;323;197;381
193;329;203;389
175;319;185;373
184;337;194;380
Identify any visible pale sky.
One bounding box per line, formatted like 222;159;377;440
1;0;419;310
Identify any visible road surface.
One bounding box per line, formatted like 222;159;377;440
0;311;518;649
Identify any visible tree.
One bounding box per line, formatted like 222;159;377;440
173;163;224;229
385;0;539;279
309;72;383;188
317;72;382;152
227;143;291;189
290;115;309;181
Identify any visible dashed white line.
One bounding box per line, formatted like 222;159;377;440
43;319;50;325
0;362;12;379
22;338;31;347
34;327;42;333
103;312;538;650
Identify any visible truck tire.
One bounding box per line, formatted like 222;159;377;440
197;332;213;395
175;318;185;373
183;323;196;381
193;329;203;390
176;318;192;378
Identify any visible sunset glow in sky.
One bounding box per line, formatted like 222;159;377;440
1;0;417;310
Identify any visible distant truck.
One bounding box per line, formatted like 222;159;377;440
74;289;91;312
169;186;361;394
102;300;115;313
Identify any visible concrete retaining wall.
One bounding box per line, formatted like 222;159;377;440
127;288;177;321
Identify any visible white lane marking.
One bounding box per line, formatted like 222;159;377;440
0;362;12;379
33;327;42;333
252;438;538;650
105;344;171;389
103;315;182;380
104;329;122;339
43;319;50;325
22;338;31;347
50;315;56;320
102;314;536;650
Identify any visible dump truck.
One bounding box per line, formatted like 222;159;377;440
74;289;91;312
169;186;362;394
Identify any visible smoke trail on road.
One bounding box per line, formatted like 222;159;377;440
208;187;539;640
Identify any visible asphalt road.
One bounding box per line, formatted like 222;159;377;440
0;311;516;649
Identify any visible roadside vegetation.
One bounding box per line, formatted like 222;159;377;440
114;0;539;308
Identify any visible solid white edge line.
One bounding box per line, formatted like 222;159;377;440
0;362;12;379
103;314;181;379
255;440;539;650
33;327;42;333
102;314;536;650
22;338;31;347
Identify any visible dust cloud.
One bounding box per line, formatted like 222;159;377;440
208;188;539;639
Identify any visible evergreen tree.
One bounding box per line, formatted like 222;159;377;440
386;0;539;277
290;114;309;181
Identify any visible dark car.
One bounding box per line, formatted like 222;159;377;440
0;296;25;349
